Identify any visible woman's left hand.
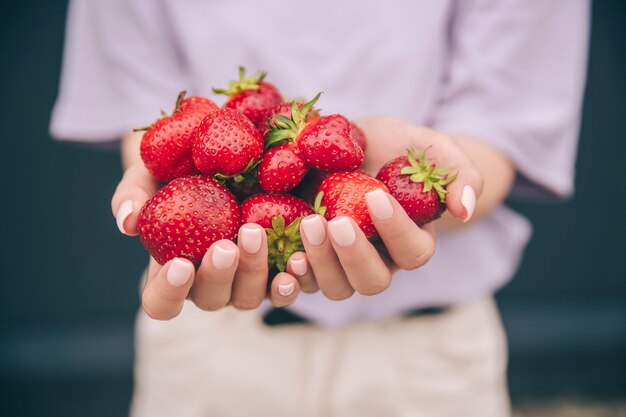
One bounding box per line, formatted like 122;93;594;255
288;116;485;301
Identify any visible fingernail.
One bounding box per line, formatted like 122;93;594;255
278;281;295;297
240;225;263;254
365;188;393;220
301;215;325;246
328;217;356;247
461;185;476;222
290;258;307;276
116;200;133;235
167;258;193;287
212;243;237;270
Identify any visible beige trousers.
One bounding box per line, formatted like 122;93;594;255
130;297;510;417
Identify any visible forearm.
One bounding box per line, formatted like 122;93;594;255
437;135;515;230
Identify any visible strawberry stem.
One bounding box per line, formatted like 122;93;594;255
401;148;457;203
265;215;305;272
265;93;322;150
212;66;265;96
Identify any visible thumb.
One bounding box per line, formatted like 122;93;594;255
111;164;158;235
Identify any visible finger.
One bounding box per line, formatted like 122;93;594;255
300;215;354;300
231;224;268;310
286;252;318;293
268;272;301;307
111;164;159;236
189;240;239;311
365;189;436;270
327;217;391;296
418;133;484;222
142;257;194;320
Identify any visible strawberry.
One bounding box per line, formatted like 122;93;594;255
266;94;364;172
350;121;367;152
137;175;241;265
213;67;282;129
376;148;457;226
316;171;389;240
241;194;313;271
259;100;318;137
192;108;264;178
139;91;218;182
257;142;308;193
259;101;294;137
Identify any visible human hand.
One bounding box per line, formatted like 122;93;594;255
290;116;484;300
111;161;302;320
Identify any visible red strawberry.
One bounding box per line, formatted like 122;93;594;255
137;176;241;265
376;148;457;226
266;94;364;172
192;108;264;178
350;121;367;152
257;142;308;193
241;194;313;271
213;67;282;129
140;91;218;182
258;101;294;137
259;100;319;137
316;171;389;240
178;95;220;114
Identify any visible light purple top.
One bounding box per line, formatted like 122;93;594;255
51;0;589;326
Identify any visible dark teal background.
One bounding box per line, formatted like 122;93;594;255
1;1;624;416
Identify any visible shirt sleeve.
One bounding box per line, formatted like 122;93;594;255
49;0;189;142
431;0;590;199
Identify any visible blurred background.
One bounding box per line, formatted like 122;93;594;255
1;1;624;416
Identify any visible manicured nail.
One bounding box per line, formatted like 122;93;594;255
240;225;263;254
301;215;325;246
328;217;356;247
167;258;193;287
290;258;307;276
461;185;476;222
212;243;237;270
116;200;133;235
365;188;393;220
278;281;295;297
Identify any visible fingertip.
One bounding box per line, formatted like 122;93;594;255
365;188;394;221
460;185;476;222
115;200;134;235
210;240;239;270
166;257;194;287
271;273;300;307
300;215;327;247
288;254;308;276
239;223;265;255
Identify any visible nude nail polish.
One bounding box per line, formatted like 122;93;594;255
167;258;193;287
365;188;393;220
301;215;326;246
328;217;356;247
116;200;133;235
212;244;236;270
290;258;307;276
278;281;295;296
240;225;263;254
461;185;476;222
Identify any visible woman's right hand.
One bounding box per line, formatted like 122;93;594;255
110;155;307;320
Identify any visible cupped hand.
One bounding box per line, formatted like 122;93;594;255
292;116;485;300
139;223;303;320
111;162;303;320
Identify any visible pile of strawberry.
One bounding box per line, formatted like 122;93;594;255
136;68;456;273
